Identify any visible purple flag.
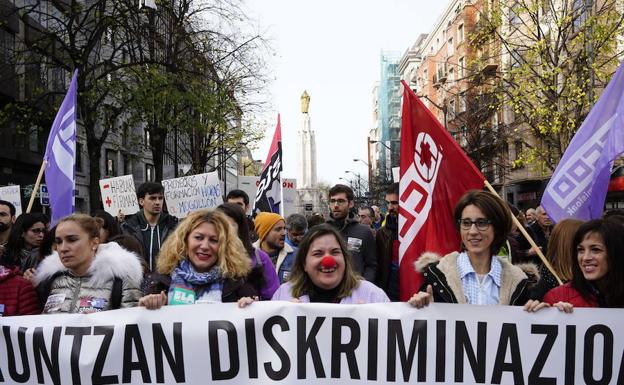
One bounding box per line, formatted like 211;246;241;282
44;70;78;225
542;61;624;222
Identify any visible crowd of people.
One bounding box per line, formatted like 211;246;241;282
0;180;622;317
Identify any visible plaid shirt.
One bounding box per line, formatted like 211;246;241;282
456;252;502;305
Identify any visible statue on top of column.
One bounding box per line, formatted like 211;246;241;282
301;90;310;113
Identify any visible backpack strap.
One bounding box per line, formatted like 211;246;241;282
110;277;123;310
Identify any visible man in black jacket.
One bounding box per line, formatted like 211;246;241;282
121;182;178;271
326;184;377;282
375;183;400;300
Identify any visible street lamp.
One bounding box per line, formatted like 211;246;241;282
415;92;447;129
369;140;392;151
353;158;368;166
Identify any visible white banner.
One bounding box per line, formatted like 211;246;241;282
0;185;22;217
99;175;140;216
0;302;622;384
238;176;297;216
162;172;223;218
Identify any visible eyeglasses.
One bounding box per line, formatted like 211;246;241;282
329;199;348;205
29;228;46;234
458;218;491;231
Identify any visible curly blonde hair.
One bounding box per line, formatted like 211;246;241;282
156;210;251;278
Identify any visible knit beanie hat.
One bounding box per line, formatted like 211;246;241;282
254;212;284;242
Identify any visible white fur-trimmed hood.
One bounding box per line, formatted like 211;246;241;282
35;242;144;287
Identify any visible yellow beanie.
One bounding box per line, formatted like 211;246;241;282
254;212;284;242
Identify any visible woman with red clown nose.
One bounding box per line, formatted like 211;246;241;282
271;225;389;303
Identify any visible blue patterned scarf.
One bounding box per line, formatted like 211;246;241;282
169;260;224;304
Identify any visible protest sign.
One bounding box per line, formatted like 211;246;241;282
238;176;297;216
99;175;140;216
0;185;22;216
162;172;222;218
1;302;621;385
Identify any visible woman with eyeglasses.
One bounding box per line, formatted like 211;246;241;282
408;190;536;308
1;213;49;280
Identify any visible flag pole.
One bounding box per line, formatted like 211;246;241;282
484;180;563;285
26;162;46;213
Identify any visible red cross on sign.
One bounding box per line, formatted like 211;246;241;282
105;196;112;207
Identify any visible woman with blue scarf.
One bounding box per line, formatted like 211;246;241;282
139;210;257;309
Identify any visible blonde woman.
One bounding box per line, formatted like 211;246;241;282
139;210;256;309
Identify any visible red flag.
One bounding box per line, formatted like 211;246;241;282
398;81;485;300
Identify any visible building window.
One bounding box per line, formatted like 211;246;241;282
448;99;456;120
458;57;465;78
448;67;455;84
29;126;39;152
144;128;151;148
145;164;155;182
105;149;117;176
492;113;499;132
514;141;523;160
447;37;454;56
423;69;428;85
458;24;464;43
511;49;522;68
509;2;521;26
459;92;467;112
76;142;83;172
123;154;132;175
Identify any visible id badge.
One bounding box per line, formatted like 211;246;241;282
43;293;66;313
347;237;363;252
169;287;196;305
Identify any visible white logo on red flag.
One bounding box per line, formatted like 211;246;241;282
399;132;443;259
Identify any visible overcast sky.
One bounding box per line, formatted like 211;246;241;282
243;0;449;186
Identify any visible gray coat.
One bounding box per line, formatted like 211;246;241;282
35;242;144;314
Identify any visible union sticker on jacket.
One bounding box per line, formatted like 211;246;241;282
77;296;108;314
43;293;66;313
347;237;363;252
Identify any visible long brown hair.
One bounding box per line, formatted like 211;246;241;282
546;219;583;282
571;219;624;307
288;224;360;299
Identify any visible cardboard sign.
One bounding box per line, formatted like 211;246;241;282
237;176;297;216
162;172;223;218
99;175;140;216
0;185;22;217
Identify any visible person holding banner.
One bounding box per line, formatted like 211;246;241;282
138;210;258;309
543;218;624;310
35;214;144;314
409;190;536;308
218;203;279;300
272;224;389;304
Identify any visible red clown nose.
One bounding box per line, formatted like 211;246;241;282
321;255;337;269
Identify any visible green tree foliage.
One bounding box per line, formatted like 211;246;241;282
479;0;624;173
1;0;268;209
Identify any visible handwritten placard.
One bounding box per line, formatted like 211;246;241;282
162;172;223;218
98;175;140;216
0;185;22;216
